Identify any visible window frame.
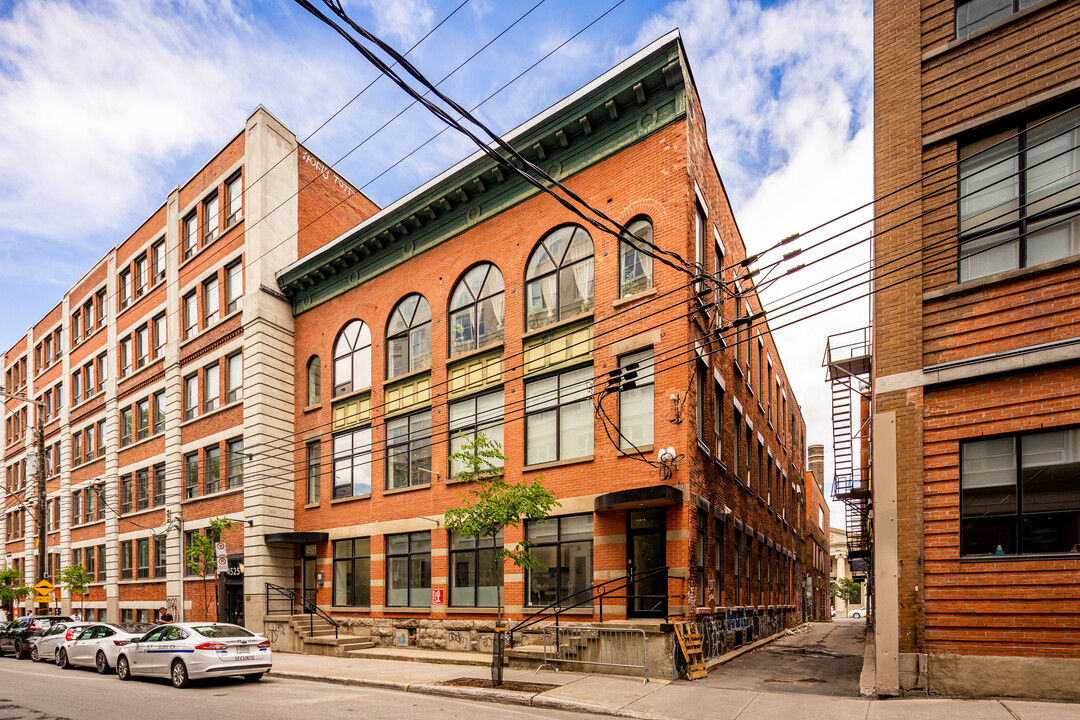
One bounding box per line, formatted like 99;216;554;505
618;348;655;451
448;389;505;477
525;514;594;608
618;217;655;298
449;528;504;608
332;320;372;398
524;365;594;466
385;410;433;490
332;537;371;607
448;263;506;358
525;224;595;331
332;426;371;499
385;531;431;608
385;293;432;380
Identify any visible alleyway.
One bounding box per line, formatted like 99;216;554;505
695;620;866;697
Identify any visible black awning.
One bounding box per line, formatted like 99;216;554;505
264;532;329;544
594;484;683;512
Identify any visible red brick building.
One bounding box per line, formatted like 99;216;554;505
2;107;376;624
872;0;1080;698
805;445;831;621
273;31;810;657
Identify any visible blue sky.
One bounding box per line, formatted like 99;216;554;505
0;0;872;515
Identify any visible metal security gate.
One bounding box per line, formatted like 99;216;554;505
537;625;648;683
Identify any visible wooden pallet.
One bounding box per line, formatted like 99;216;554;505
673;621;708;679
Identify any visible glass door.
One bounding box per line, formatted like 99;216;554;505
302;545;318;612
627;508;667;618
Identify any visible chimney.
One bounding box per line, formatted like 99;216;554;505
808;444;825;490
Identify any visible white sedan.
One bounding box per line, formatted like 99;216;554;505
30;622;91;663
116;622;272;688
58;623;156;673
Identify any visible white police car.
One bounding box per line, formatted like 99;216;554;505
115;622;272;688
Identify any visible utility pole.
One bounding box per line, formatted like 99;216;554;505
1;388;47;612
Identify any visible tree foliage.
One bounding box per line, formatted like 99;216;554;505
830;577;862;604
0;567;31;614
185;518;235;621
58;565;92;617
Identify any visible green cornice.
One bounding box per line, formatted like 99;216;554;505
279;33;688;315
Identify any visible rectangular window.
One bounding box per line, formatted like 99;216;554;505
153;463;166;507
120;475;132;514
204;362;220;412
183;292;197;339
757;340;764;404
204;445;221;494
226;438;243;489
98;546;106;581
151;239;165;284
119;336;131;378
757;440;765;500
136;468;150;511
153;313;166;358
225;261;243;314
450;529;503;607
333;427;371;498
386;411;433;490
96;353;107;393
136;538;150;579
71;311;81;347
619;349;655;451
961;428;1080;556
118;269;130;310
226;352;242;403
715;518;724;599
619;219;654;297
959;108;1080;282
306;440;321;505
448;391;504;477
386;531;431;607
183;212;197;259
226;173;243;226
184;374;198;421
694;203;706;295
695;358;706;446
83;424;95;462
766;359;773;424
333;538;370;607
714;380;723;460
152;391;165;435
153;536;166;577
203;193;220;244
136;398;149;441
95;289;106;329
72;372;82;405
184;452;200;499
955;0;1038;37
525;365;593;465
696;510;707;603
84;300;93;337
120;407;133;447
133;255;146;299
72;490;82;526
120;541;133;580
203;276;220;328
526;514;593;607
96;419;105;457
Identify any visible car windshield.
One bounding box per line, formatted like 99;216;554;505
192;625;254;638
119;623;155;634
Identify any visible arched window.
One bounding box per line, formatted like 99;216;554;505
619;217;654;297
449;263;505;357
307;356;321;406
333;320;371;397
387;294;431;380
525;225;594;330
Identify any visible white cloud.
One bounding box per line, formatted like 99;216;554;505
354;0;435;45
633;0;873;523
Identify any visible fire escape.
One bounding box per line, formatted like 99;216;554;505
824;329;872;563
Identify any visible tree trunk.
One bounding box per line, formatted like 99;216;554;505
491;522;504;687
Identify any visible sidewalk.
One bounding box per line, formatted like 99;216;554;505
268;651;1080;719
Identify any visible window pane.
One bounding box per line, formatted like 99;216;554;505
1021;512;1080;555
959;231;1019;282
409;553;430;607
962;516;1017;556
959;133;1019;235
527;544;558;606
956;0;1013;36
1024;109;1080;216
620;384;654;450
387;556;408;606
1026;211;1080;268
561;514;593;541
559;400;593;459
450;552;476;607
961;437;1017;516
1021;429;1080;513
526;410;556;465
560;540;593;604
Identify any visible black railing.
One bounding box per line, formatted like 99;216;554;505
508;566;670;649
265;582;339;639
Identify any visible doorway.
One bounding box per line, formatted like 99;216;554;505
627;508;667;618
302;550;318;611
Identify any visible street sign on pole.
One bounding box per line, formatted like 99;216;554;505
216;556;228;572
214;541;227;559
33;579;54;594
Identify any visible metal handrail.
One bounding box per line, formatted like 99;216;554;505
265;582;339;639
508;565;670;648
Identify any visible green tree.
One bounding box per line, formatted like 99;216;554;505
185;519;235;621
444;432;559;686
58;565;92;618
0;567;31;617
830;577;861;604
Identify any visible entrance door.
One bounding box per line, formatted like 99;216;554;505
627;508;667;618
302;556;317;611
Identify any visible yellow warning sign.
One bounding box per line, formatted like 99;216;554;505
33;579;55;593
34;594;54;604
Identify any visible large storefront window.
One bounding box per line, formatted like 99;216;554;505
961;428;1080;556
333;538;370;607
386;532;431;607
526;514;593;607
450;529;503;607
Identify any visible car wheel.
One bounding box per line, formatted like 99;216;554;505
96;651;111;674
242;673;264;682
852;612;861;619
58;648;71;669
171;659;190;689
14;640;25;660
117;655;132;681
29;645;39;662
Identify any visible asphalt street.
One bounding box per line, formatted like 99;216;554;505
0;653;593;720
693;619;866;697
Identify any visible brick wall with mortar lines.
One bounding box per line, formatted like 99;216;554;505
297;144;381;258
922;365;1080;656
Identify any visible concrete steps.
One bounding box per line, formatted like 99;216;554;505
284;613;372;658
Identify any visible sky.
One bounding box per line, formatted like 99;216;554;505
0;0;872;524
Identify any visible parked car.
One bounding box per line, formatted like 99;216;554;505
59;623;155;673
850;606;870;619
116;623;272;688
0;615;74;659
30;621;91;662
